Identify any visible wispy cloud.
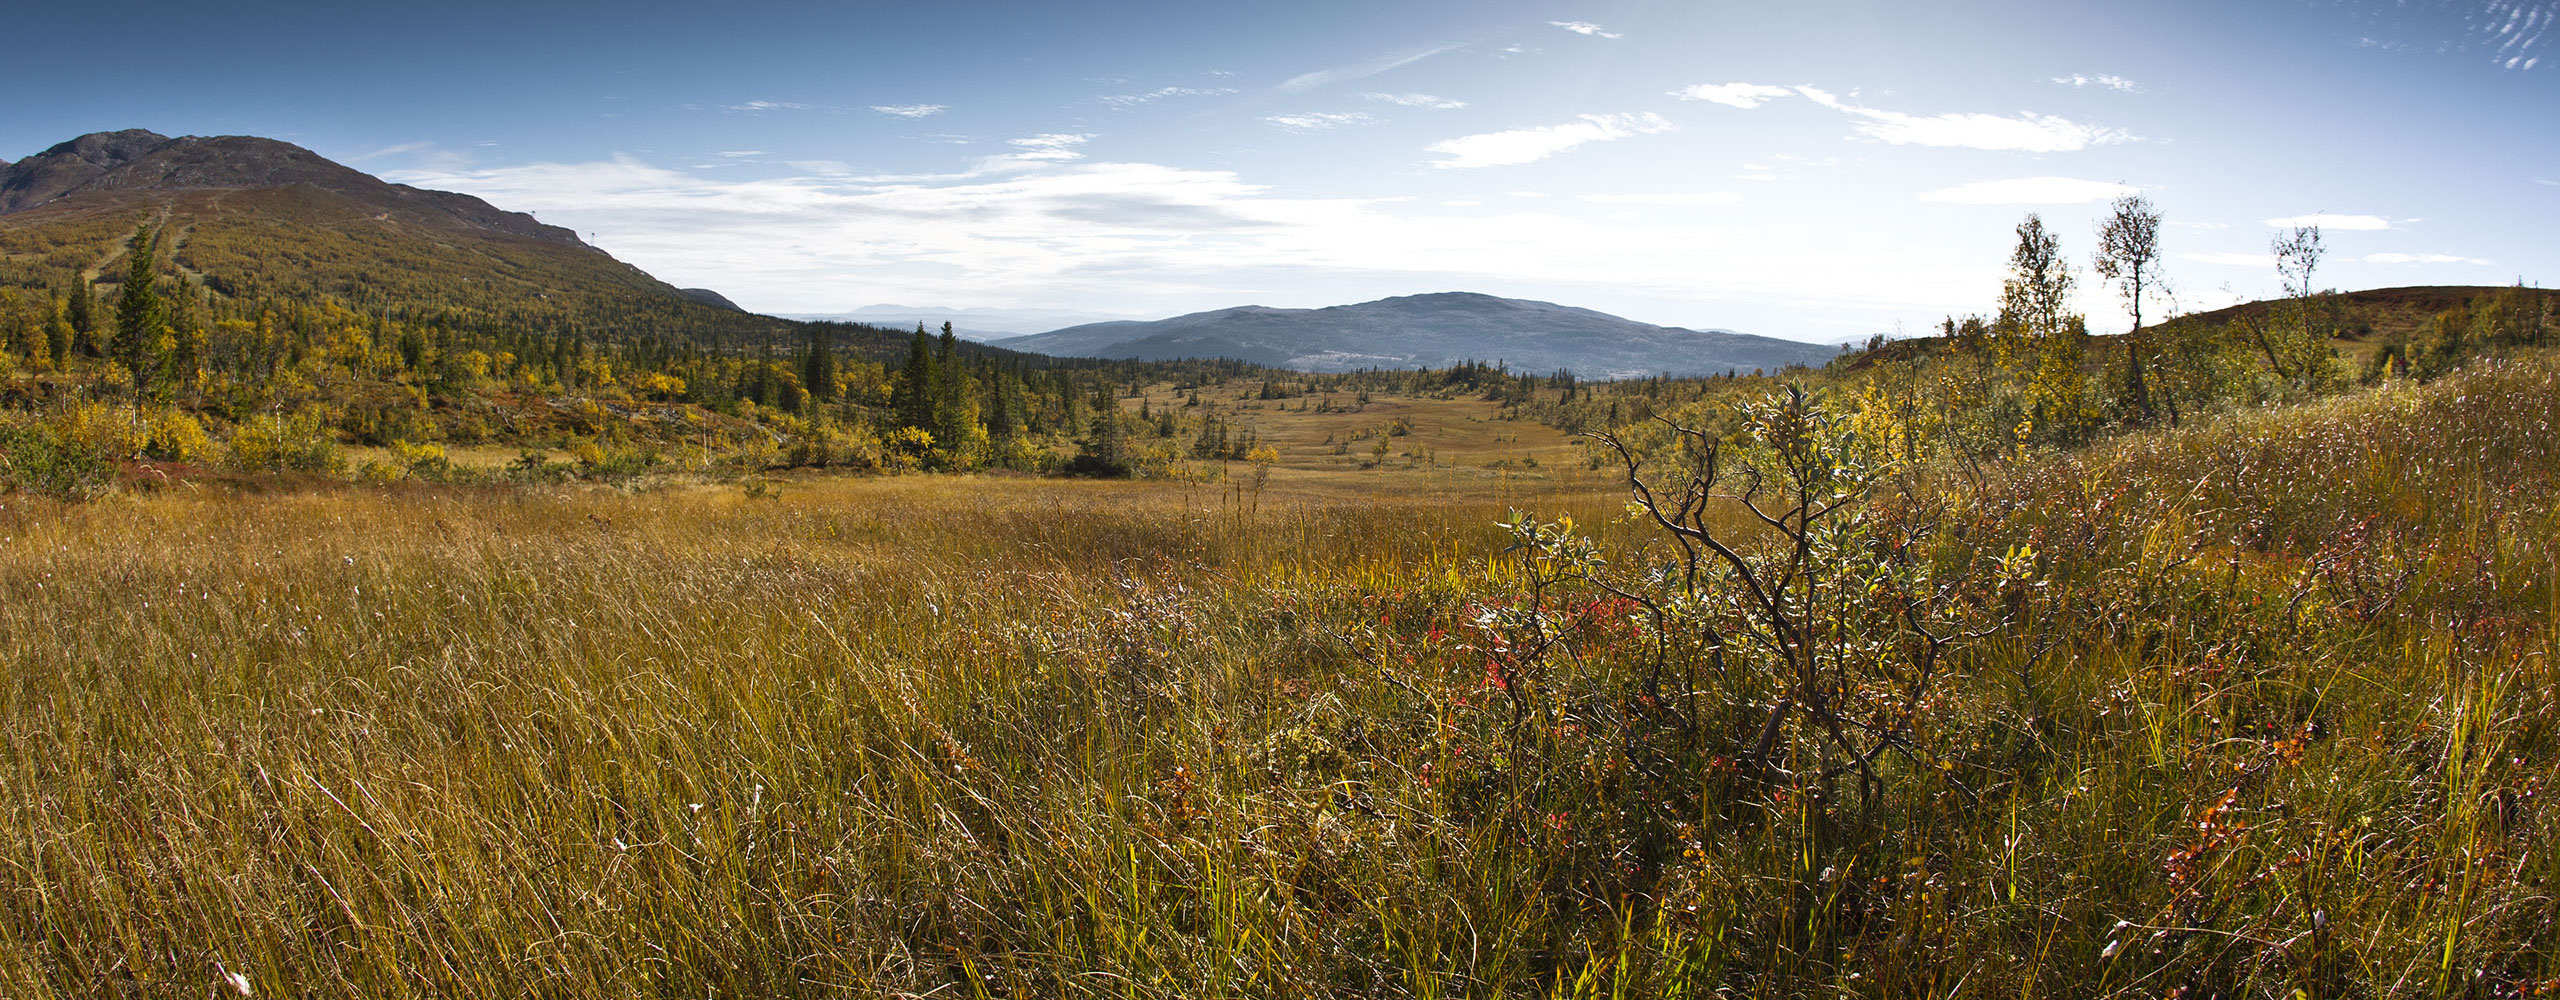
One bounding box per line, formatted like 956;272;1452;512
1671;82;1796;109
2345;0;2549;70
2051;73;2141;92
870;104;947;118
720;100;811;113
1100;86;1237;108
1796;87;2132;152
2263;213;2393;230
2363;252;2489;265
1918;176;2138;204
1549;20;1622;38
1425;112;1675;169
1266;112;1380;132
1577;192;1742;206
999;133;1095;165
718;150;765;158
347;141;433;162
1281;44;1464;92
1367;92;1467;110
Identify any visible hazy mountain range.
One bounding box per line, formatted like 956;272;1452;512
780;305;1137;341
991;293;1841;378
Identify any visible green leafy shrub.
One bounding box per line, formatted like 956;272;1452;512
228;408;345;474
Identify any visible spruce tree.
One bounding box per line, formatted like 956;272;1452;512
66;281;96;357
932;322;963;438
801;327;837;403
112;225;164;394
891;325;937;432
48;298;74;370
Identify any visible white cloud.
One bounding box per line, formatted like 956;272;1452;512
1796;87;2132;152
1672;82;1796;109
1000;133;1095;165
1281;44;1464;92
1425;112;1675;169
2051;73;2141;92
347;141;433;162
870;104;947;118
1918;177;2138;204
2363;252;2490;265
720;100;810;113
382;151;1980;338
1266;112;1380;132
718;150;765;158
2540;177;2560;186
1366;92;1467;110
1101;86;1237;108
1577;192;1743;206
1550;20;1623;38
2263;213;2393;230
2181;252;2277;268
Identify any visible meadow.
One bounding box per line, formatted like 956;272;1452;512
2;353;2555;998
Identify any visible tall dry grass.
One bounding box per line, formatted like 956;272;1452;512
0;364;2554;997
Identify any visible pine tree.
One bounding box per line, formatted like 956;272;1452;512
66;282;97;357
801;327;836;403
112;225;165;395
891;325;937;431
931;322;971;448
48;297;74;370
1073;385;1129;476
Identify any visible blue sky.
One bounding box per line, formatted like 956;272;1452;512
5;0;2553;341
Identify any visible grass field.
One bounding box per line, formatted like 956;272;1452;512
3;364;2556;998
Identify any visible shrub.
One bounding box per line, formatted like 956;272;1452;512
0;416;114;499
142;408;212;463
228;408;345;474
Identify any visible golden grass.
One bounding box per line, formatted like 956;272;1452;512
2;365;2555;997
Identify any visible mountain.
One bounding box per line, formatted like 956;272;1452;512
0;129;794;348
0;129;580;244
992;292;1841;378
783;305;1140;342
677;287;746;311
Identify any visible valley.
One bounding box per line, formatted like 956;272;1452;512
1;124;2555;998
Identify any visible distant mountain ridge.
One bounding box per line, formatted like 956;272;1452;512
994;292;1839;378
784;304;1140;342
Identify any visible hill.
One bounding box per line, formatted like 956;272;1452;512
2160;284;2552;341
992;291;1840;378
0;129;797;349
